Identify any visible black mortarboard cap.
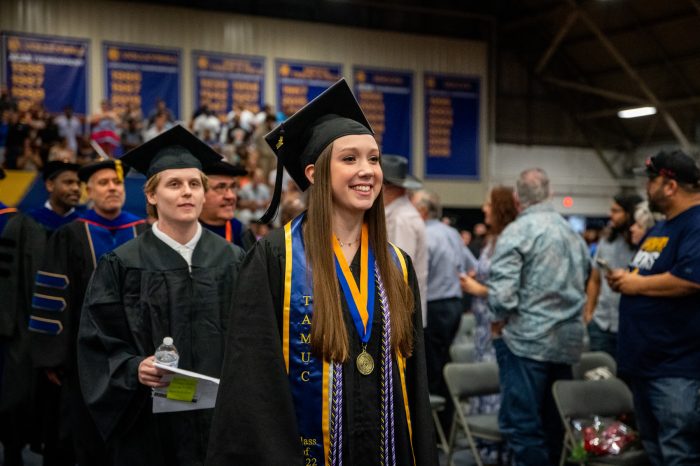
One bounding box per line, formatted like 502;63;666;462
260;78;373;222
43;161;80;181
203;160;247;178
120;125;223;178
78;159;130;183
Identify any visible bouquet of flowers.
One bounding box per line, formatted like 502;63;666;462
569;416;638;460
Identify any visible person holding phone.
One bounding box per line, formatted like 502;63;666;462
583;193;642;359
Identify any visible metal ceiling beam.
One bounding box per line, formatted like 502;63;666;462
568;0;692;151
558;11;696;48
535;9;579;74
541;77;647;104
589;48;700;79
625;4;697;98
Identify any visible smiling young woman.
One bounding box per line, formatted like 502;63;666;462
207;79;437;466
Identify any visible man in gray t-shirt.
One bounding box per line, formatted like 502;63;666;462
584;193;642;359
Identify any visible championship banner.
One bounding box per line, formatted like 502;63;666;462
104;42;180;119
354;67;413;168
424;73;480;179
276;60;342;117
193;51;265;120
2;32;89;115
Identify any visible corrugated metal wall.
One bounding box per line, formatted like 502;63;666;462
1;0;489;206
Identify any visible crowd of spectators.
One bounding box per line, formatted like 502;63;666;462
0;90;301;227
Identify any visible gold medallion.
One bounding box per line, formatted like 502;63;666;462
356;350;374;375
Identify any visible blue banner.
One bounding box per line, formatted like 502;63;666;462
104;42;180;120
354;67;413;169
424;73;480;179
2;32;89;115
193;51;265;121
276;60;342;117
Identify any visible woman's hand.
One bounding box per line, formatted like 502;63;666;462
459;272;488;297
138;355;171;388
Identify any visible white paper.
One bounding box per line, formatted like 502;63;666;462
152;363;220;413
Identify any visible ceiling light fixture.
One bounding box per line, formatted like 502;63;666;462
617;106;657;119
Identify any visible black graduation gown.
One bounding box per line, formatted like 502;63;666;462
77;229;244;466
0;203;17;395
29;211;148;465
206;227;438;466
0;208;79;459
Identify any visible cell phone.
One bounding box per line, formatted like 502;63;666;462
596;258;612;273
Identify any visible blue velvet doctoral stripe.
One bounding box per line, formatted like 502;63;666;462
35;271;69;289
287;214;327;465
31;293;66;312
28;206;81;232
28;316;62;335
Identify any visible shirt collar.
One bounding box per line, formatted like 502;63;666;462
152;221;202;253
519;201;555;217
44;200;76;218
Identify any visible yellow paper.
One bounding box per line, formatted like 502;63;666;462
166;376;198;402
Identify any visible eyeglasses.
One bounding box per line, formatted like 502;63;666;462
211;183;238;194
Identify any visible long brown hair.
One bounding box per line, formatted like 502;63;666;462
304;144;414;362
488;186;518;237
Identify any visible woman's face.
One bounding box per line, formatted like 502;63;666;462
629;220;647;245
147;168;205;226
482;196;493;227
329;134;382;217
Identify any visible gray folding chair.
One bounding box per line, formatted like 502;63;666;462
572;351;617;380
429;394;450;454
449;342;476;363
552;378;650;466
453;312;476;345
443;362;503;466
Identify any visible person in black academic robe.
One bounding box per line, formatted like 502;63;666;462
0;161;81;466
206;80;438;466
0;167;18;403
30;160;148;465
209;226;436;465
76;125;245;466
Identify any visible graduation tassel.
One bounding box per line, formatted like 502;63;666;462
259;125;285;224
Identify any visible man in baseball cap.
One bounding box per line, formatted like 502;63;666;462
610;149;700;464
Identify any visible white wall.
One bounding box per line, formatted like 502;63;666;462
490;143;643;216
0;0;490;207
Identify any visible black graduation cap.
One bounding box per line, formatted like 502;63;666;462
203;160;247;178
260;78;373;222
120;125;223;178
78;159;130;183
43;161;80;181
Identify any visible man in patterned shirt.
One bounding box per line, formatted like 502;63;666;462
488;168;590;466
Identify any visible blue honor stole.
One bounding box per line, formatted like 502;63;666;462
284;214;331;465
283;214;417;465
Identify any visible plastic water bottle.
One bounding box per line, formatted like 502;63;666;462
154;337;179;368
